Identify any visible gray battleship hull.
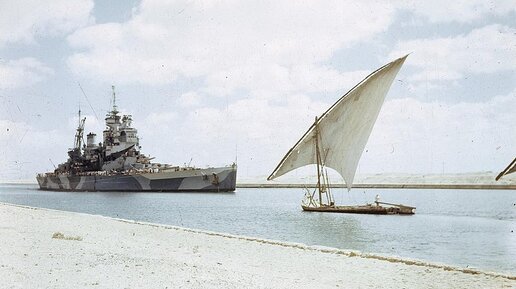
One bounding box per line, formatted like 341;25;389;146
37;166;236;192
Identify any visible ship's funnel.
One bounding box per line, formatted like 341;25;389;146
87;133;96;147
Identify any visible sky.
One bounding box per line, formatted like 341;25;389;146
0;0;514;181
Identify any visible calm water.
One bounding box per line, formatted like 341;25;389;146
1;184;514;274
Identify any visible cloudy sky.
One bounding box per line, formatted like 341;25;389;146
0;0;514;181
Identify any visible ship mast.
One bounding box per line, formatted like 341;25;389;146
74;109;86;151
111;85;118;114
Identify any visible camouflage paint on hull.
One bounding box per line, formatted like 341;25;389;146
36;166;237;192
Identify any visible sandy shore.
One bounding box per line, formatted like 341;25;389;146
1;203;514;289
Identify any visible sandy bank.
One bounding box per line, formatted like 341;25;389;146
1;203;514;289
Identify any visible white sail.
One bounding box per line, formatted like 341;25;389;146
268;55;408;190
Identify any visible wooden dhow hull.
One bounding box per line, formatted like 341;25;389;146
301;204;415;215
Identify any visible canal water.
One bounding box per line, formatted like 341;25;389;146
1;184;514;274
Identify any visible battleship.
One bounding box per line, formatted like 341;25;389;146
36;87;237;192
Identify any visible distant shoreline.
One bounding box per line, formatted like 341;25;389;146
237;183;516;190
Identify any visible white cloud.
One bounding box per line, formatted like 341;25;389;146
3;0;514;181
0;58;54;90
204;64;370;97
178;91;202;108
145;111;177;124
0;1;93;90
68;113;105;137
0;112;109;180
0;0;94;46
137;91;330;174
0;119;68;180
67;0;395;86
389;24;516;82
399;0;516;23
135;86;515;179
361;90;516;174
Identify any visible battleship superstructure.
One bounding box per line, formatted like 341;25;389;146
37;87;237;192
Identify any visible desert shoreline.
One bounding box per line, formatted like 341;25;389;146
237;183;516;190
1;202;514;288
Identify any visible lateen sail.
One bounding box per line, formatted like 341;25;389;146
268;55;408;190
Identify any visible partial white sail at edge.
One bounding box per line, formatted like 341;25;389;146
495;157;516;181
267;55;409;190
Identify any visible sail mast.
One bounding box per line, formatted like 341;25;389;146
314;117;323;206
